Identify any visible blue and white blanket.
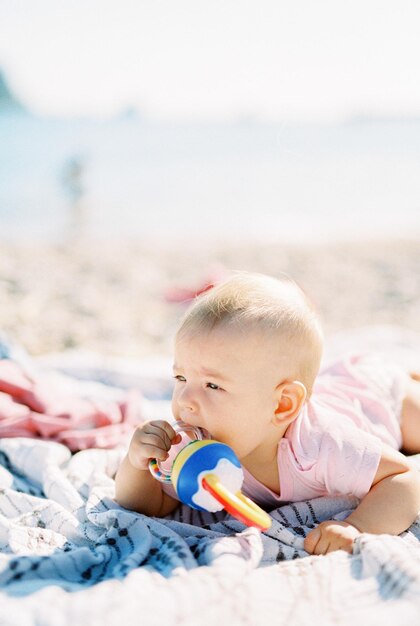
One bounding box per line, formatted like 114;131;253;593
1;326;420;625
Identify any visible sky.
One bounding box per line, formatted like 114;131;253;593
1;0;420;121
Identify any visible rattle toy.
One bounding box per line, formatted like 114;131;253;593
149;421;271;531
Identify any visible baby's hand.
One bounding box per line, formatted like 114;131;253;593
304;520;361;555
127;420;182;471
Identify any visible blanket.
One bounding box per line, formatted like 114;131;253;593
0;354;144;451
1;327;420;625
1;436;420;626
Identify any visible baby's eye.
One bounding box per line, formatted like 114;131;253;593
206;382;221;390
173;375;186;382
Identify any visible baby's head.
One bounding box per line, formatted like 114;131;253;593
176;271;323;397
172;272;323;459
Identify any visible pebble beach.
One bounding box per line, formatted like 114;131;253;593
0;237;419;359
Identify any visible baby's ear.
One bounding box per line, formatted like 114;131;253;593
273;381;307;424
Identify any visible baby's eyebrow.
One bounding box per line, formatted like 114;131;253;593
200;368;231;383
172;364;230;383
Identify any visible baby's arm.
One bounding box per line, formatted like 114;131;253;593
115;420;181;517
304;444;420;555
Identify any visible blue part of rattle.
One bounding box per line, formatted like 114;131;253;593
175;442;241;511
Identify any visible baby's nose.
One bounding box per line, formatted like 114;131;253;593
177;386;198;410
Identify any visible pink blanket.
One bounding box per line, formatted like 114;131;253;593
0;360;142;451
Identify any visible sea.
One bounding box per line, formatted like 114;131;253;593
1;112;420;244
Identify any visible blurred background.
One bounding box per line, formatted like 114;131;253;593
0;0;419;358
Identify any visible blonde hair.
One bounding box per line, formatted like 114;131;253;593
176;271;324;396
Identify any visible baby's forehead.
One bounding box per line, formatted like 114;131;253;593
176;321;269;346
174;323;288;368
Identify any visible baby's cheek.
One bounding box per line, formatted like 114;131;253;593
171;396;179;417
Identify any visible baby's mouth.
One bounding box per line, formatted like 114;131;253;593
174;420;211;441
198;427;212;440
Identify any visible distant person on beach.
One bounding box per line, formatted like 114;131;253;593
115;272;420;555
61;155;86;240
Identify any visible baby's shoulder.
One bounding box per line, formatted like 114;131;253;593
288;399;362;462
286;403;334;464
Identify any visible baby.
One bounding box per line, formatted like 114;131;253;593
115;272;420;555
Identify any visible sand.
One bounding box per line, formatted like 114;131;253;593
0;237;419;358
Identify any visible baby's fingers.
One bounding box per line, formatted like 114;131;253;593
139;442;169;461
128;421;176;468
146;420;182;446
304;527;322;555
137;432;172;459
304;521;359;555
128;435;169;470
142;420;176;450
